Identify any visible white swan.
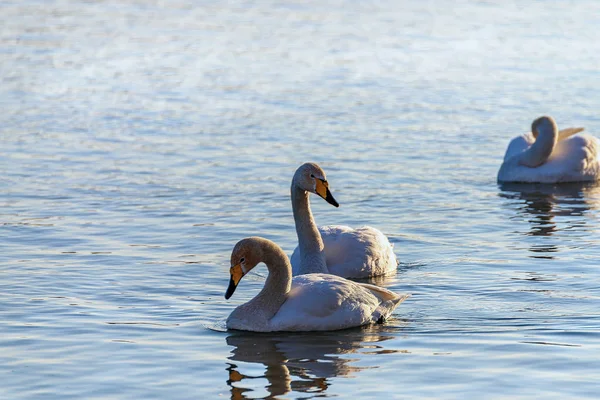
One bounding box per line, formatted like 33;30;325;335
289;162;398;279
498;116;600;183
224;237;409;332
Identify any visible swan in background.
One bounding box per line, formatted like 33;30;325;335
224;237;409;332
498;116;600;183
289;162;398;278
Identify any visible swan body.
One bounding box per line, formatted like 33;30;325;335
498;116;600;183
291;225;397;278
224;237;409;332
290;163;398;279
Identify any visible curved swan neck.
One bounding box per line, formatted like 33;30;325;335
520;124;558;168
291;184;328;274
247;240;292;320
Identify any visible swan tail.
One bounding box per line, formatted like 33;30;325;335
558;127;584;141
372;294;410;323
390;293;410;307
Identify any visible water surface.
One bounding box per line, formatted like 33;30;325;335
2;1;600;398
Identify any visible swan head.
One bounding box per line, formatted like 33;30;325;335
531;116;558;139
225;237;264;299
292;162;339;207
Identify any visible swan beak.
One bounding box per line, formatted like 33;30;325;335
315;179;339;208
225;263;244;299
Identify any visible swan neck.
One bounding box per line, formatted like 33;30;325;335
521;128;558;167
248;241;292;321
291;185;328;274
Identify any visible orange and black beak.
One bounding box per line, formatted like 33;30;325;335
225;263;245;299
315;179;339;207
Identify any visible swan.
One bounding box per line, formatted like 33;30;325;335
289;162;398;279
498;116;600;183
224;237;409;332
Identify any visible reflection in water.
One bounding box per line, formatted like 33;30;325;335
348;272;402;288
225;325;400;399
498;182;600;258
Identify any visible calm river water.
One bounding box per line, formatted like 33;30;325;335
2;1;600;398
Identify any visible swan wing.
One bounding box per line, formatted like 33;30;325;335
291;226;398;279
547;134;600;178
269;274;407;331
321;226;398;278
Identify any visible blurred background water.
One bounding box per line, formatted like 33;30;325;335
1;0;600;398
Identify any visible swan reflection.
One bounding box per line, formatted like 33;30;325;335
225;325;400;399
498;182;600;257
349;271;403;287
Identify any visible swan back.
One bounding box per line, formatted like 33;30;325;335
323;226;397;278
269;274;409;331
551;133;600;177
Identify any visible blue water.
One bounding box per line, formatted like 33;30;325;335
2;1;600;398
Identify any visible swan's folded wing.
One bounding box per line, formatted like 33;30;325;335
551;134;600;173
320;226;397;278
270;274;383;331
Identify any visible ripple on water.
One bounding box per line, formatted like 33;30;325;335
2;0;600;399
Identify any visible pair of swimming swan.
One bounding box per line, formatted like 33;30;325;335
498;116;600;183
224;163;406;332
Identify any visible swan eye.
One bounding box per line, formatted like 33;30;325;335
240;257;245;263
310;174;315;178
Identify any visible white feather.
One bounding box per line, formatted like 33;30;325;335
291;225;398;278
498;126;600;183
225;237;409;332
228;273;408;332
